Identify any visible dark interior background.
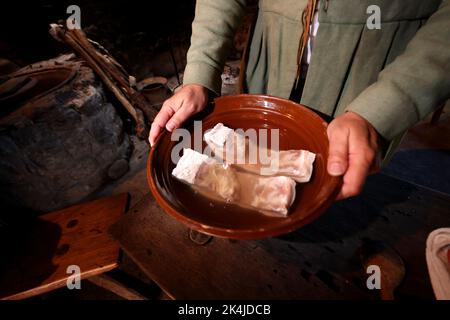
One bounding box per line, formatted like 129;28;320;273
0;0;196;79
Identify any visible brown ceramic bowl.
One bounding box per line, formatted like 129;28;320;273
148;94;341;240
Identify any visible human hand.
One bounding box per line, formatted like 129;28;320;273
149;84;209;146
327;111;380;200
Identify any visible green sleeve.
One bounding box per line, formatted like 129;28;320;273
346;0;450;141
183;0;247;95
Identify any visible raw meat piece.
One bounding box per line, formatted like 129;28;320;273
204;123;316;182
172;148;296;217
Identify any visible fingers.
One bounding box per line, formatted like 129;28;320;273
336;151;373;200
148;84;209;146
166;102;194;132
336;129;376;199
328;112;379;200
149;102;175;146
327;125;349;176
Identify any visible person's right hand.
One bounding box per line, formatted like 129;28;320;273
149;84;209;146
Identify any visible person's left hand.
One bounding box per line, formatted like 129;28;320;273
326;111;380;200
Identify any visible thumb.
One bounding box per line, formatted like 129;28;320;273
327;126;349;176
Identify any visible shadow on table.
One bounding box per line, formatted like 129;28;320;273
0;208;61;299
382;149;450;194
275;174;418;244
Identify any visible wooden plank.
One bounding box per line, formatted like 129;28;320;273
88;274;147;300
0;193;128;300
110;174;450;299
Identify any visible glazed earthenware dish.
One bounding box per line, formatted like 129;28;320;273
148;94;341;240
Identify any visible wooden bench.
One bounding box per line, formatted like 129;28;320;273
0;193;128;300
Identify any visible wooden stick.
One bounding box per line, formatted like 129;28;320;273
49;24;149;139
71;29;130;90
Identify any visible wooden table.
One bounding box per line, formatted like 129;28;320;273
110;174;450;299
